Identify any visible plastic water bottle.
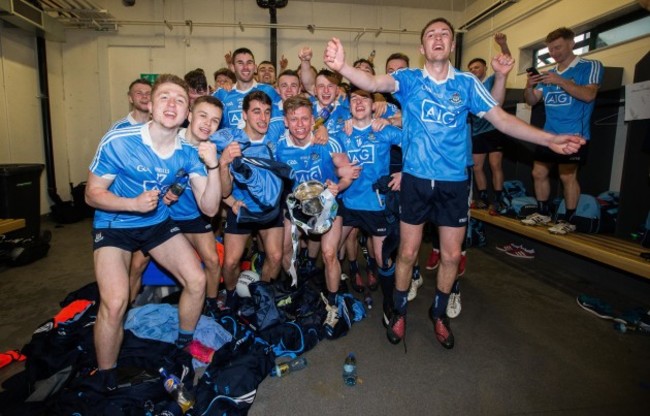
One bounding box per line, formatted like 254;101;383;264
364;286;373;310
342;353;357;386
312;103;335;131
169;168;189;196
271;357;308;377
159;367;195;414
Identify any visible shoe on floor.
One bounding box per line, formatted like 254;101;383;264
426;248;440;270
446;292;462;318
496;242;520;252
505;245;536;259
407;277;423;302
351;272;365;293
576;294;615;320
430;309;454;349
521;212;552;226
386;310;406;345
548;220;576;235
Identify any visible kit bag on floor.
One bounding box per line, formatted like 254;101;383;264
500;180;538;218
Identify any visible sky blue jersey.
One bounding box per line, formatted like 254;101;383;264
309;97;351;138
213;82;281;129
109;113;143;131
337;124;402;211
470;74;497;136
209;121;284;202
167;128;204;221
275;132;343;191
391;66;496;181
89;123;206;229
536;57;603;140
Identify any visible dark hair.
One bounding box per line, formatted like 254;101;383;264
316;69;342;86
385;53;410;69
420;17;455;42
283;95;312;115
152;73;189;98
257;60;275;69
213;67;236;83
232;47;255;62
546;27;575;43
193;95;224;111
184;68;208;91
349;87;374;102
243;90;272;111
277;69;300;83
467;58;487;68
353;58;375;75
128;78;152;92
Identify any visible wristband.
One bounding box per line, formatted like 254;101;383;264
206;163;219;170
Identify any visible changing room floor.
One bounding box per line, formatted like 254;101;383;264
1;218;649;415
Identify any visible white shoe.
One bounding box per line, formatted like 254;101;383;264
320;293;339;331
548;220;576;235
521;212;552;226
407;277;423;302
446;292;462;318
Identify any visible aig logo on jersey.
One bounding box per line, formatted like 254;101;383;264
545;91;572;106
421;99;458;127
348;145;375;166
229;110;243;127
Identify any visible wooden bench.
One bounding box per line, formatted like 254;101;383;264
0;219;25;235
470;209;650;279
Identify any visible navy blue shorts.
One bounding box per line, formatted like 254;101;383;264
224;206;283;235
174;215;213;234
400;173;469;227
534;141;589;165
472;129;505;154
339;201;389;237
92;218;181;255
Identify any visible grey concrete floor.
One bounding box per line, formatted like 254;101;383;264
1;218;649;415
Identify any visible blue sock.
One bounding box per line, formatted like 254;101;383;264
451;279;460;294
431;290;450;319
412;265;421;281
392;289;408;315
175;329;194;349
327;291;337;305
379;264;396;310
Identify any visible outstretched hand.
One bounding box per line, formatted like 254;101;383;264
491;53;514;76
548;134;586;155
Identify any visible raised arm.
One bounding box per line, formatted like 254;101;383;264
324;37;396;93
490;53;515;106
494;32;511;56
298;47;316;95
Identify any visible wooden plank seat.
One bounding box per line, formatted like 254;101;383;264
470;209;650;279
0;219;26;235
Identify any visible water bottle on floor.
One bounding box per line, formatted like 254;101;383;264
342;353;357;386
159;367;195;414
271;357;308;377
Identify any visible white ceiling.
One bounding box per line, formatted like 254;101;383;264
306;0;477;10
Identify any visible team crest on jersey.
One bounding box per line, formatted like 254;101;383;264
347;144;375;166
421;99;458;127
310;152;320;162
449;92;462;105
367;133;376;142
545;91;572;106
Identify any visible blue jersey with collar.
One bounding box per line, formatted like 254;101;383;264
213;82;281;129
470;74;497;136
535;57;603;140
337;124;402;211
209;121;284;202
109;113;142;131
89;123;206;229
391;66;497;181
275;132;343;190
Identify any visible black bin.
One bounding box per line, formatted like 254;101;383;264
0;164;45;239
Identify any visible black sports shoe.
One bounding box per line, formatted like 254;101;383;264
386;310;406;345
430;308;454;349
